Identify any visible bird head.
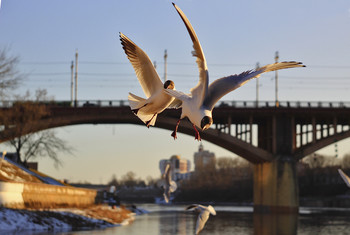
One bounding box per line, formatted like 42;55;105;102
200;115;213;131
164;80;175;89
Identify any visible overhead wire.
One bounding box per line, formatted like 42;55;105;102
19;60;350;93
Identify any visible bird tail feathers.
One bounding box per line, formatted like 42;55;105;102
138;112;157;126
128;92;146;110
128;93;158;126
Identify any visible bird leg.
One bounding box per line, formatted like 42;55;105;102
192;124;201;141
171;120;181;139
145;113;157;128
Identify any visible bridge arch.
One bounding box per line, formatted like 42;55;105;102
2;101;350;212
0;106;272;163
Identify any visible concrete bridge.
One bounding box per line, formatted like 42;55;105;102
1;99;350;212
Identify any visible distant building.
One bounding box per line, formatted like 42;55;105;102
193;143;216;171
159;155;191;181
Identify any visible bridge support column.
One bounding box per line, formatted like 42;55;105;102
253;157;299;213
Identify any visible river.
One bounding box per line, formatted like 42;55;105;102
62;204;350;235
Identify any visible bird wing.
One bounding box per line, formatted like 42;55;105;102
186;204;200;211
120;32;163;98
207;205;216;216
203;61;305;110
163;192;170;203
165;163;171;182
172;3;208;108
196;210;210;234
167;98;183;109
164;89;190;102
338;169;350;188
164;163;170;175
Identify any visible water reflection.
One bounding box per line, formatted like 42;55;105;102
254;212;298;235
159;211;194;235
57;205;350;235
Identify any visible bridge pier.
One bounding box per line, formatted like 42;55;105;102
254;114;299;213
253;157;299;213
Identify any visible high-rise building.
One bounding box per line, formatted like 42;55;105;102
193;143;216;171
159;155;191;181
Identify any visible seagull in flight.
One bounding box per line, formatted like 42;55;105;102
119;33;179;127
186;204;216;234
159;162;177;203
338;169;350;187
166;3;305;140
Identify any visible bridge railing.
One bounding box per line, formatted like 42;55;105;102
0;100;348;108
217;100;349;108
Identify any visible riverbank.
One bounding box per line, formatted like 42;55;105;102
0;204;134;233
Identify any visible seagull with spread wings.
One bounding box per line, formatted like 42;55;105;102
186;204;216;234
166;3;305;140
119;33;179;127
158;162;177;203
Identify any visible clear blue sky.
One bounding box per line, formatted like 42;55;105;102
0;0;349;183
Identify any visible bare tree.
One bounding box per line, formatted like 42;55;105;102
0;48;23;99
11;130;73;168
108;174;120;187
3;89;74;167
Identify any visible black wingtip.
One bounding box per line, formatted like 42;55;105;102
185;205;197;210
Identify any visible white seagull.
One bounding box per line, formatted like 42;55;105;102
166;3;306;140
186;204;216;234
159;162;177;203
338;169;350;188
119;33;179;127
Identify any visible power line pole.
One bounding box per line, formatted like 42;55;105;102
153;61;157;69
163;49;167;82
74;49;78;107
256;62;260;107
70;61;74;107
275;51;279;107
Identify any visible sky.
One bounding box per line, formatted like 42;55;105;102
0;0;350;184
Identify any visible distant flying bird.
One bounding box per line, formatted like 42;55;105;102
158;162;177;203
186;204;216;234
119;33;180;127
338;169;350;187
166;3;306;140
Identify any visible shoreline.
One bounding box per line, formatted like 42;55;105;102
0;204;134;233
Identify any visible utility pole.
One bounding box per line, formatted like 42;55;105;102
163;49;168;82
275;51;279;107
70;61;74;107
74;49;78;107
153;61;157;69
256;62;260;107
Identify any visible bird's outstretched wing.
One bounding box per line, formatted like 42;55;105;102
338;169;350;188
196;210;210;234
172;3;208;107
203;61;305;110
120;32;163;98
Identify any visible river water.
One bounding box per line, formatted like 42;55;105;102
62;204;350;235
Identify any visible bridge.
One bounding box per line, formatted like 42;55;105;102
1;100;350;212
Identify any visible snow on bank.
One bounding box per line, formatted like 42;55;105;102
0;205;134;233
